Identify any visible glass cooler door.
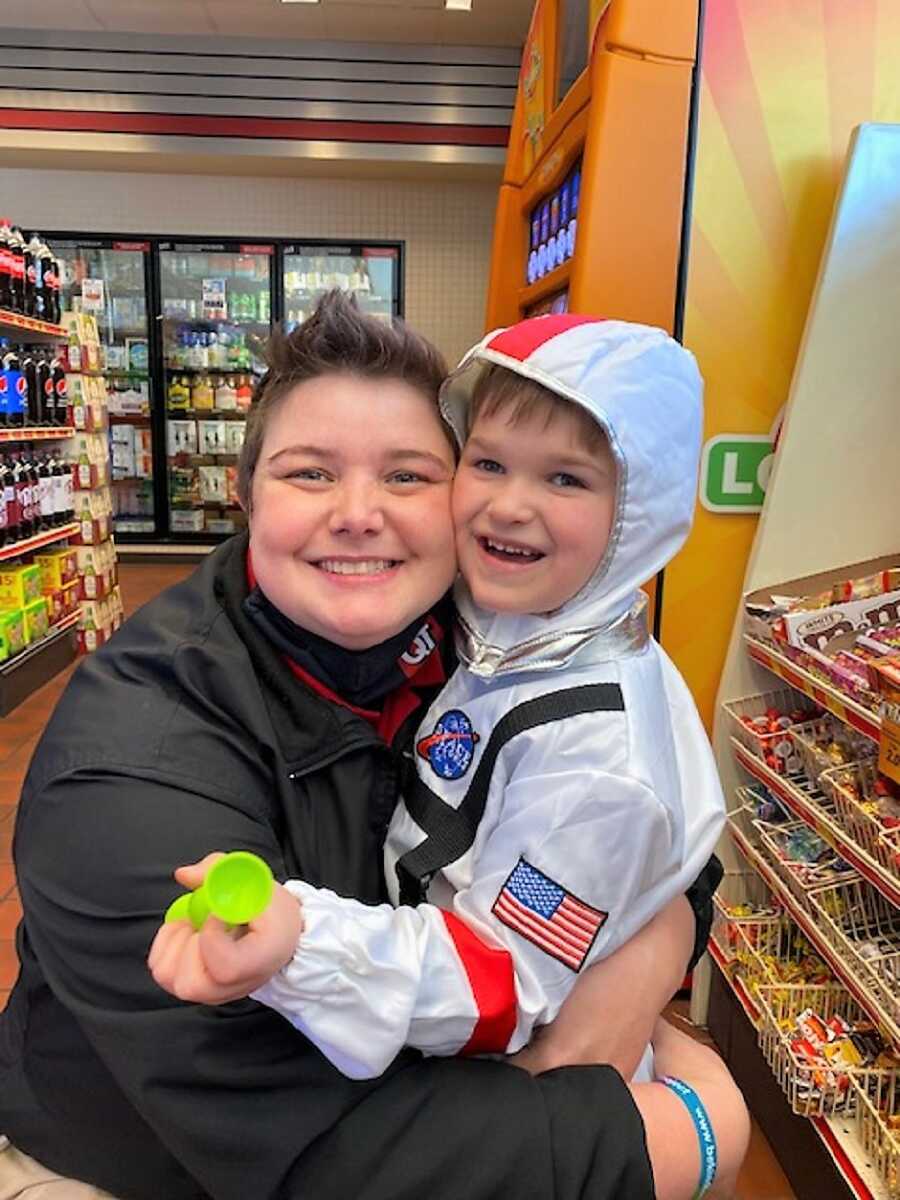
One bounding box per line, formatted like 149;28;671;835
282;243;402;332
157;241;273;541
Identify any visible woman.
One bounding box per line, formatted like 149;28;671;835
0;294;745;1199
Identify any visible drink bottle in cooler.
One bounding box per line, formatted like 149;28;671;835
11;453;31;540
24;232;45;319
35;452;51;533
37;351;53;426
0;219;13;311
8;227;25;314
51;353;68;426
0;456;8;547
2;344;27;428
1;453;19;546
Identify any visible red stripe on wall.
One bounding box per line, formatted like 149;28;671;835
441;910;517;1056
0;108;508;147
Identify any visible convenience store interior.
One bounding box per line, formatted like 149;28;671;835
2;1;900;1197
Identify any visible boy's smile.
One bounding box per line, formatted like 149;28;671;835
452;401;618;615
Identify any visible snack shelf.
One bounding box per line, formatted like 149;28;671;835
0;522;80;563
746;635;881;742
726;803;900;1049
708;906;894;1199
731;739;900;909
0;426;76;443
0;310;66;342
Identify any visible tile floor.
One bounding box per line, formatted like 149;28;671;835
0;559;796;1198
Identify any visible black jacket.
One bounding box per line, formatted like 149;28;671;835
0;535;655;1200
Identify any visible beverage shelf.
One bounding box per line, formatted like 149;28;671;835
0;613;78;717
726;808;900;1048
746;635;881;742
731;738;900;908
109;413;151;424
166;408;248;421
0;425;75;442
165;367;260;376
0;522;79;562
0;310;65;342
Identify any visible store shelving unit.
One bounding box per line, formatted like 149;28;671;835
703;125;900;1200
0;314;79;711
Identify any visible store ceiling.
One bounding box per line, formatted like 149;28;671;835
1;0;532;47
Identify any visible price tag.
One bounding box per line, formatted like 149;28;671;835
873;657;900;785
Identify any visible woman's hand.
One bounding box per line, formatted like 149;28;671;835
148;853;304;1005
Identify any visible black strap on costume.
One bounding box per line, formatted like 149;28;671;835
396;683;625;905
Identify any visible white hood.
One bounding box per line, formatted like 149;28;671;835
440;315;704;676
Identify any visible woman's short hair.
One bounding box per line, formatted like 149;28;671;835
237;290;449;509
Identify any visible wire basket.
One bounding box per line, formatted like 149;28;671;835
752;810;856;914
710;872;777;968
849;1070;900;1199
807;877;900;1042
820;761;900;883
788;714;877;788
723;687;820;772
756;982;869;1117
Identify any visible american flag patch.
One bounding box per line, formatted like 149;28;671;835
492;859;607;972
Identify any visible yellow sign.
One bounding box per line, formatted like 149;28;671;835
521;0;546;174
874;658;900;786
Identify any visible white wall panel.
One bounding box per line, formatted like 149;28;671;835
3;166;497;366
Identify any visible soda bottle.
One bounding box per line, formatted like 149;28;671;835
41;244;60;324
24;232;45;319
34;452;50;533
48;448;65;527
3;344;26;428
11;453;29;540
0;219;12;311
51;353;69;426
0;455;8;547
3;452;19;545
22;348;40;425
37;351;53;426
7;226;25;314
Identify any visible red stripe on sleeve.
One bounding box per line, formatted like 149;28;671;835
441;910;518;1056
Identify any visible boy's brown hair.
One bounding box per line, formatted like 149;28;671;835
238;290;450;509
469;363;611;457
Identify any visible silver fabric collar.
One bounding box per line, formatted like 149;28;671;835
455;592;650;679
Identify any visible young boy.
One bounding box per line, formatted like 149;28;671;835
151;315;726;1083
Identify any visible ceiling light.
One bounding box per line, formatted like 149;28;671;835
445;0;473;9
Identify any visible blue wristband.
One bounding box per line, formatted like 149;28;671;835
660;1075;718;1198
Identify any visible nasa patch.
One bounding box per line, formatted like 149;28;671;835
416;709;480;780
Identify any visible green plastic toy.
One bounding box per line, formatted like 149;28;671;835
164;851;274;931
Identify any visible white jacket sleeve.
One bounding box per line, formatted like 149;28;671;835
252;715;721;1078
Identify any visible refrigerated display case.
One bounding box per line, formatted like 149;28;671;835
52;238;157;536
158;240;273;541
41;235;404;547
283;243;402;331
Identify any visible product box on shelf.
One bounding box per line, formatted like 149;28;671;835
34;546;78;592
873;658;900;788
61;577;80;617
68;374;107;433
0;563;42;610
746;555;900;648
62;312;101;373
170;510;206;534
22;596;49;645
0;608;25;658
43;587;64;625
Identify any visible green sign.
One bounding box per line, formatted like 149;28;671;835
700;434;774;513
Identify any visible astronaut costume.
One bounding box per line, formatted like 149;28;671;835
253;315;726;1080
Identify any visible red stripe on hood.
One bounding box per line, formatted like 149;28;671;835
486;314;604;362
